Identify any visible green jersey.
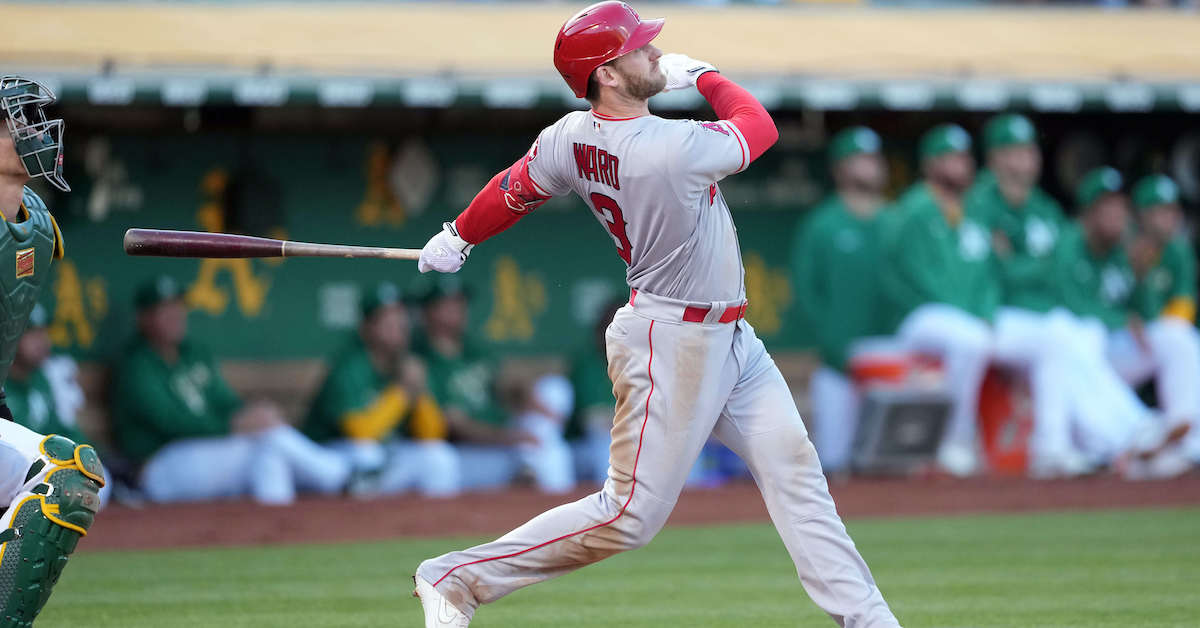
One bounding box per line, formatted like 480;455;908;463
1132;237;1196;323
111;337;242;464
879;182;1001;328
792;194;887;371
0;188;64;388
6;367;86;444
413;335;505;427
1055;225;1134;330
966;171;1066;312
304;336;446;442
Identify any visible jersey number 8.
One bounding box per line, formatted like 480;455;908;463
589;193;633;265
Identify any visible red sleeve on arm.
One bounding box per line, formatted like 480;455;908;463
696;72;778;163
453;153;552;244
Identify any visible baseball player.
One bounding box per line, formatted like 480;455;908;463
878;124;999;476
303;282;461;497
964;114;1114;477
0;75;106;626
791;126;891;473
1125;174;1200;462
1053;168;1193;471
112;275;353;504
7;305;88;447
411;3;901;627
412;276;575;492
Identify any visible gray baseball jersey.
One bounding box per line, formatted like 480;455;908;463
527;110;749;303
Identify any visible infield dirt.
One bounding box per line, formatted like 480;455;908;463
84;473;1200;551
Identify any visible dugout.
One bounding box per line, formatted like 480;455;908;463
8;3;1200;449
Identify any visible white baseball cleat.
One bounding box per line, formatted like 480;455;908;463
413;575;471;627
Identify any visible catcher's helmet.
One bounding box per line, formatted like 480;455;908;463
0;76;69;192
553;1;664;99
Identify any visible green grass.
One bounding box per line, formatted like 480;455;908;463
39;508;1200;627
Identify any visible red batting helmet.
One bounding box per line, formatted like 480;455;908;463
553;1;665;99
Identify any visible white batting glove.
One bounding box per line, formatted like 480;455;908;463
658;53;718;92
418;221;474;274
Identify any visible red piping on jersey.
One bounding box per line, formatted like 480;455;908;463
696;73;777;164
725;122;748;173
432;320;657;589
591;110;644;122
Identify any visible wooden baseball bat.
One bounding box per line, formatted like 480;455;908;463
123;229;421;261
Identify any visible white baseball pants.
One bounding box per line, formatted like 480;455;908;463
810;365;859;474
418;292;900;627
896;304;991;459
139;425;351;505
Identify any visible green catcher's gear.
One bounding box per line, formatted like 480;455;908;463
0;77;69;193
1076;166;1123;209
0;435;104;627
0;188;64;389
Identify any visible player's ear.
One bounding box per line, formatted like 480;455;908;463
594;65;621;90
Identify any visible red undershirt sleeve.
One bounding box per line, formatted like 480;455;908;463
696;72;779;163
453;152;552;245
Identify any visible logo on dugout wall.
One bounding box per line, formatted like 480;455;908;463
742;252;791;336
485;256;547;342
48;259;108;349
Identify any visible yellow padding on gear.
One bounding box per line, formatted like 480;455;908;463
49;212;65;259
39;501;86;536
0;495;40;566
37;435;73;466
73;445;105;487
39;467;95;536
0;492;84;546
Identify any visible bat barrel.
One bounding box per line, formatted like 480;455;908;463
124;229;285;258
123;228;422;260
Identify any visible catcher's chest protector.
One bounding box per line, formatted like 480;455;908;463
0;188;62;388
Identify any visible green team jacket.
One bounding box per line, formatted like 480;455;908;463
1132;237;1196;323
966;170;1067;313
412;335;506;427
879;182;1001;329
6;367;86;445
1055;225;1134;330
791;194;888;372
303;336;446;443
111;337;241;464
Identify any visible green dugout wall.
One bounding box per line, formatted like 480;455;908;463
42;131;810;361
37;106;1199;361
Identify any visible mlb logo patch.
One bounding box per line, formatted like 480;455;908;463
15;248;34;279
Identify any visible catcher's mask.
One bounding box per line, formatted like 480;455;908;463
0;75;69;192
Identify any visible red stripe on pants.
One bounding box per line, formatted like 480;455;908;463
433;320;657;587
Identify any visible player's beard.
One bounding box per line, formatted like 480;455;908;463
616;65;667;101
930;171;971;196
846;173;885;197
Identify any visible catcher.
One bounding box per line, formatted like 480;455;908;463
0;75;105;627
